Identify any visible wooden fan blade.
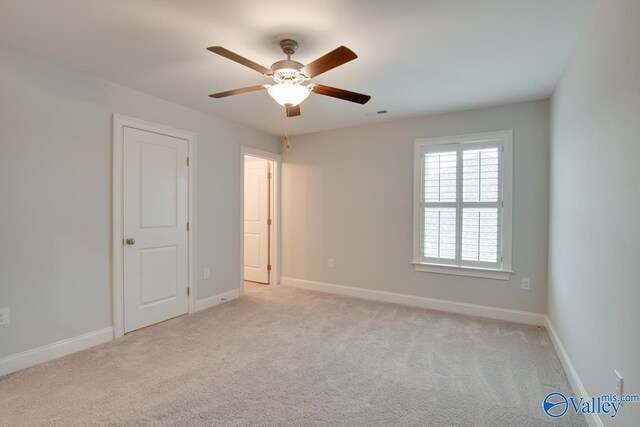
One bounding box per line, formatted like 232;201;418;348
286;104;301;117
207;46;272;76
300;46;357;78
310;84;371;104
209;85;268;98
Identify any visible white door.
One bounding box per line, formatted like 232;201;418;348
244;158;270;283
123;127;189;333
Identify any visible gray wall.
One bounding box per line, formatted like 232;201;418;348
549;0;639;425
282;99;550;313
0;47;280;359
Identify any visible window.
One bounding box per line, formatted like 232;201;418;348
413;131;513;280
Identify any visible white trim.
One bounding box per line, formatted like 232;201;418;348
545;316;603;427
281;277;545;326
0;328;113;377
195;288;241;312
112;114;197;339
411;262;513;280
501;132;513;272
414;130;514;147
413;130;513;279
240;147;282;297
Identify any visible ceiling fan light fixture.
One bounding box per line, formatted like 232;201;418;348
267;83;310;107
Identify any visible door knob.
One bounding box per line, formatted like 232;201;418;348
125;237;136;245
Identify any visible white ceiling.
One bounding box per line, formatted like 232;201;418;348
0;0;594;136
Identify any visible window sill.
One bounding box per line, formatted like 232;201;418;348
411;262;513;280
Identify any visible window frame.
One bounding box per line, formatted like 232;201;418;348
412;130;513;280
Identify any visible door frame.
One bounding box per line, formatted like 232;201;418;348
240;146;282;295
112;114;196;339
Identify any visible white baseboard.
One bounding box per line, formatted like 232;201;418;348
195;288;240;312
0;327;113;378
281;277;546;326
0;290;239;378
545;316;603;427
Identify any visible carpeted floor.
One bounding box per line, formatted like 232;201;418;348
0;283;586;426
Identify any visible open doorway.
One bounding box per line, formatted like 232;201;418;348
240;147;281;294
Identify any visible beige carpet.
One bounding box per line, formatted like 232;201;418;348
0;283;586;426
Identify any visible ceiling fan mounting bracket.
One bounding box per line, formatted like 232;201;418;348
279;39;299;57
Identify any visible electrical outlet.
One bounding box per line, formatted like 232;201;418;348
203;268;210;279
521;278;530;290
615;370;623;398
0;308;9;325
328;258;335;268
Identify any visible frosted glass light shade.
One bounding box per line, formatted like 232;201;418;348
267;83;310;107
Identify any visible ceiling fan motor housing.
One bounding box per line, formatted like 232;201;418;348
271;39;309;83
271;60;308;83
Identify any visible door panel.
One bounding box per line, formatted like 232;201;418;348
140;143;178;228
123;127;189;333
243;235;260;267
139;246;178;306
244;159;270;283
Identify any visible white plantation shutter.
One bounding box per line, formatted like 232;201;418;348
461;147;502;268
415;131;512;273
423;151;458;263
462;148;500;203
424;151;457;203
462;208;499;263
424;208;456;259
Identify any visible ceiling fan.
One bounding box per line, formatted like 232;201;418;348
207;39;371;117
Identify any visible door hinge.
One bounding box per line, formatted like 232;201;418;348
267;264;272;271
267;218;272;225
268;172;272;179
187;157;190;166
187;287;190;296
187;222;189;231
